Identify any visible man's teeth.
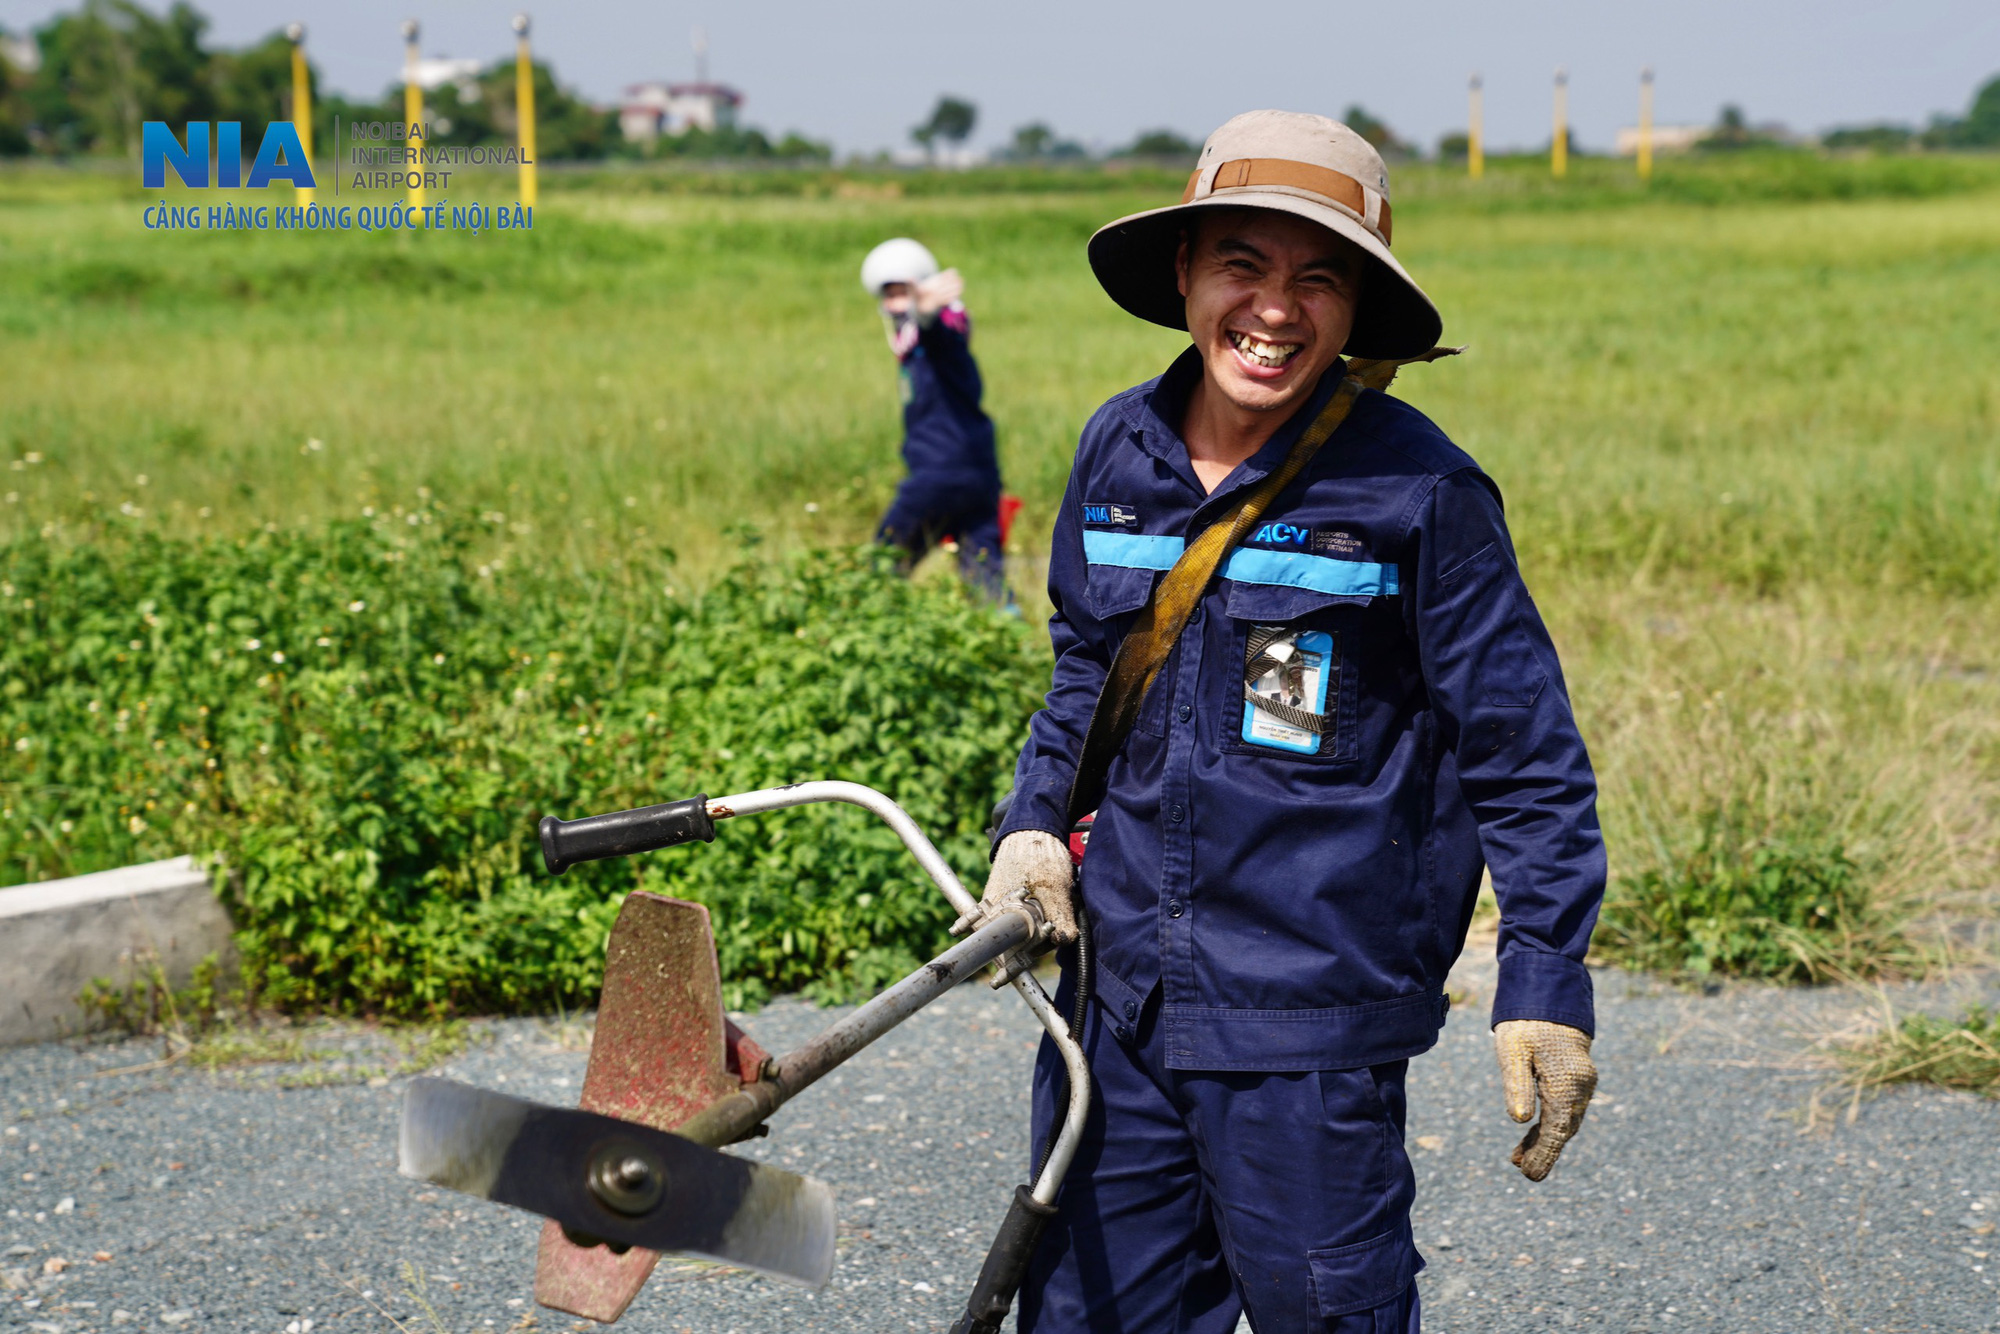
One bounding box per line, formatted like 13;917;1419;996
1230;332;1301;368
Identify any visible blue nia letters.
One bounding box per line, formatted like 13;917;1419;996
142;122;315;190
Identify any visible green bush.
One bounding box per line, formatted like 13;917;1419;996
0;514;1045;1013
1596;801;1909;982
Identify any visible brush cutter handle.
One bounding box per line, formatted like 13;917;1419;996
539;795;714;875
950;1185;1060;1334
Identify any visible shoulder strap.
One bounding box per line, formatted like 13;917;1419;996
1061;349;1461;824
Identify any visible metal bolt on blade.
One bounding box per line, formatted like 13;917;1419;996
587;1142;665;1216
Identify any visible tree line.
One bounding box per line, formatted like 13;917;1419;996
1821;76;2000;152
911;95;1410;165
5;4;1989;168
0;0;829;161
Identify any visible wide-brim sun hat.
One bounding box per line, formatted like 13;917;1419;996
1088;110;1443;361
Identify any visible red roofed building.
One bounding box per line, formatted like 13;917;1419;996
619;81;743;143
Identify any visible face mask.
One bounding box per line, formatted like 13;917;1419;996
879;302;919;359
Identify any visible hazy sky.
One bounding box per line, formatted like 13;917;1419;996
3;0;1994;157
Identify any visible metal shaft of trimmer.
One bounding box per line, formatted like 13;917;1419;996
698;783;1092;1204
676;905;1037;1147
538;780;1093;1205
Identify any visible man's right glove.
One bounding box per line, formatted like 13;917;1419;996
949;829;1077;945
1493;1019;1598;1182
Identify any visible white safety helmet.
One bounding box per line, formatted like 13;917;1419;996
860;237;939;296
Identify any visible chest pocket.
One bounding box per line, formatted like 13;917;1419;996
1083;561;1178;739
1085;562;1155;621
1220;581;1367;762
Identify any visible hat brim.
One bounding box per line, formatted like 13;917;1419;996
1087;191;1443;362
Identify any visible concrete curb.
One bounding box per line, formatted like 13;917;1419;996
0;856;235;1047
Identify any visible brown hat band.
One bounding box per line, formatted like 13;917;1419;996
1180;157;1393;246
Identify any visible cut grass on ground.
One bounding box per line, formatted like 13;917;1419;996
1838;1005;2000;1101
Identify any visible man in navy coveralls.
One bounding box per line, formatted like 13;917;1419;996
959;111;1606;1332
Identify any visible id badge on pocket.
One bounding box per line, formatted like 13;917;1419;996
1241;626;1335;754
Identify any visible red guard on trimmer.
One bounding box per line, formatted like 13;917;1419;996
533;892;769;1322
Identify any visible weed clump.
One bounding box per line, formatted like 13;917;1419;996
1596;803;1907;982
75;948;470;1084
77;950;229;1037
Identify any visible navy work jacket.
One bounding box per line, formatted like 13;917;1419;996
897;305;1000;491
996;349;1605;1072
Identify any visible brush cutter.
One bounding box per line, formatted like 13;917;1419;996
397;781;1091;1332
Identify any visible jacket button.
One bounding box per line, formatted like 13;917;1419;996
1114;1025;1131;1042
1123;1000;1137;1020
1169;804;1185;823
1188;606;1204;626
1177;704;1192;723
1168;899;1184;918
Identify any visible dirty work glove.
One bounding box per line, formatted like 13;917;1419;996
1494;1020;1597;1182
951;829;1077;945
915;268;964;321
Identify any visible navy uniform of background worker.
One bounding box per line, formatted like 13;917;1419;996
861;237;1007;598
959;112;1606;1331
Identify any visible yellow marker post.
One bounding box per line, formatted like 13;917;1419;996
1468;74;1484;180
1552;67;1569;179
287;23;312;206
512;13;536;209
402;18;423;211
1638;66;1655;181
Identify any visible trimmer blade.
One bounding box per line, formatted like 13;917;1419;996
536;891;751;1321
398;1071;532;1199
400;1077;834;1289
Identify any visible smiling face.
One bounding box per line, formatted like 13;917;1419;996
1175;208;1367;419
877;280;914;316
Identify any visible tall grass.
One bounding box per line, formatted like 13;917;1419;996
2;158;1996;992
5;169;1996;596
1573;584;1995;980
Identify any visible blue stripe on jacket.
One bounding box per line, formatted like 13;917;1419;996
1082;530;1400;596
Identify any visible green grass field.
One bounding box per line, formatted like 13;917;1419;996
3;153;1998;996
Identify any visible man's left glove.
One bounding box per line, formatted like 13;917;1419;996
1493;1020;1597;1182
950;829;1077;945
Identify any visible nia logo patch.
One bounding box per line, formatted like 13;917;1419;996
1082;502;1138;527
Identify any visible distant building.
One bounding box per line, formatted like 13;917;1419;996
1608;124;1704;157
1614;124;1709;156
407;57;484;96
0;33;41;73
619;81;743;142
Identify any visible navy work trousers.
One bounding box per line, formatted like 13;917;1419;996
1022;980;1423;1333
875;477;1005;599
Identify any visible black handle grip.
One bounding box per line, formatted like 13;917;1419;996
948;1184;1059;1334
538;795;713;875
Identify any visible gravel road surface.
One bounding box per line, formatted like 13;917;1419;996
4;956;1996;1333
